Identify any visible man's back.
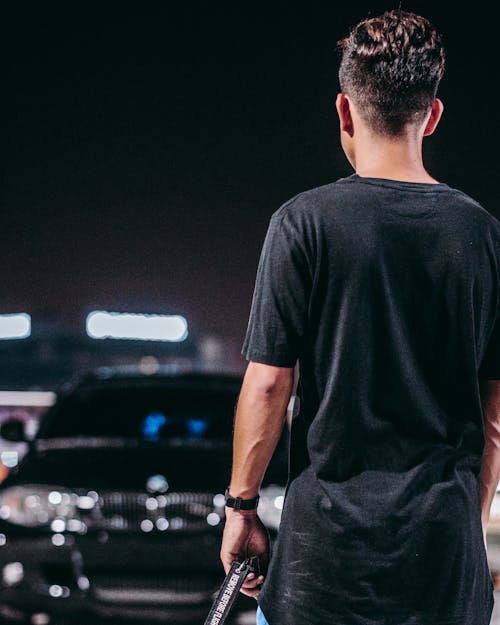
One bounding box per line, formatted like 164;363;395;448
220;12;500;625
242;174;500;624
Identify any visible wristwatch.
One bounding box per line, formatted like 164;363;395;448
224;487;260;510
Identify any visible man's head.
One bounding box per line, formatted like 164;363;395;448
337;9;446;137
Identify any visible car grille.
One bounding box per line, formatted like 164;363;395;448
80;491;224;533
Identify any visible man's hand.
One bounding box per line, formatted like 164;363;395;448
220;508;270;598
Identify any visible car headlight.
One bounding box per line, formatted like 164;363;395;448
0;485;78;528
257;484;285;531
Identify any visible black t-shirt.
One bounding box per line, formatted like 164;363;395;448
242;174;500;625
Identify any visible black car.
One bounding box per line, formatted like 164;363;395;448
0;367;288;624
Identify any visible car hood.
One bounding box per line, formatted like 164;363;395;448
5;438;232;492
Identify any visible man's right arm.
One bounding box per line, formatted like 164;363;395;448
479;379;500;536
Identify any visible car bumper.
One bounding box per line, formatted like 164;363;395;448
0;531;225;622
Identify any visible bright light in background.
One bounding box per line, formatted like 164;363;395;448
0;451;19;469
86;311;188;342
0;314;31;340
0;391;56;407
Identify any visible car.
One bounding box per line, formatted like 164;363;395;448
0;366;288;624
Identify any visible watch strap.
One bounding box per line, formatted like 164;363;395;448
224;487;260;510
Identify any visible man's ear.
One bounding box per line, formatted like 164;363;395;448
336;93;354;136
423;98;444;137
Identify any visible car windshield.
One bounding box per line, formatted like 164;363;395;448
39;382;238;441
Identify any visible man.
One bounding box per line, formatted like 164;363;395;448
220;9;500;625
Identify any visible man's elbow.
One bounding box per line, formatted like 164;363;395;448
244;361;294;398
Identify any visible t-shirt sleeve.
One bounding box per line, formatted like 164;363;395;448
479;301;500;379
241;209;311;367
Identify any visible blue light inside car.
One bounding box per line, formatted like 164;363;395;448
142;412;167;441
187;418;208;438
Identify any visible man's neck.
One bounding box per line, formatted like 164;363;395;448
352;133;438;184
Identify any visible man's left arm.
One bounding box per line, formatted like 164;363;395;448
220;361;294;598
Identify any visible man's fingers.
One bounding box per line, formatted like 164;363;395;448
242;574;265;590
241;572;265;600
240;587;260;598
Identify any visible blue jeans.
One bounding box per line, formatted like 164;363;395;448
256;605;270;625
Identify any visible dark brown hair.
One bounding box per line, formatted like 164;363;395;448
338;10;446;136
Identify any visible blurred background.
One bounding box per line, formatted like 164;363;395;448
1;1;499;385
0;2;499;624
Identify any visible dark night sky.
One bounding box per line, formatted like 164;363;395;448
1;2;499;372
